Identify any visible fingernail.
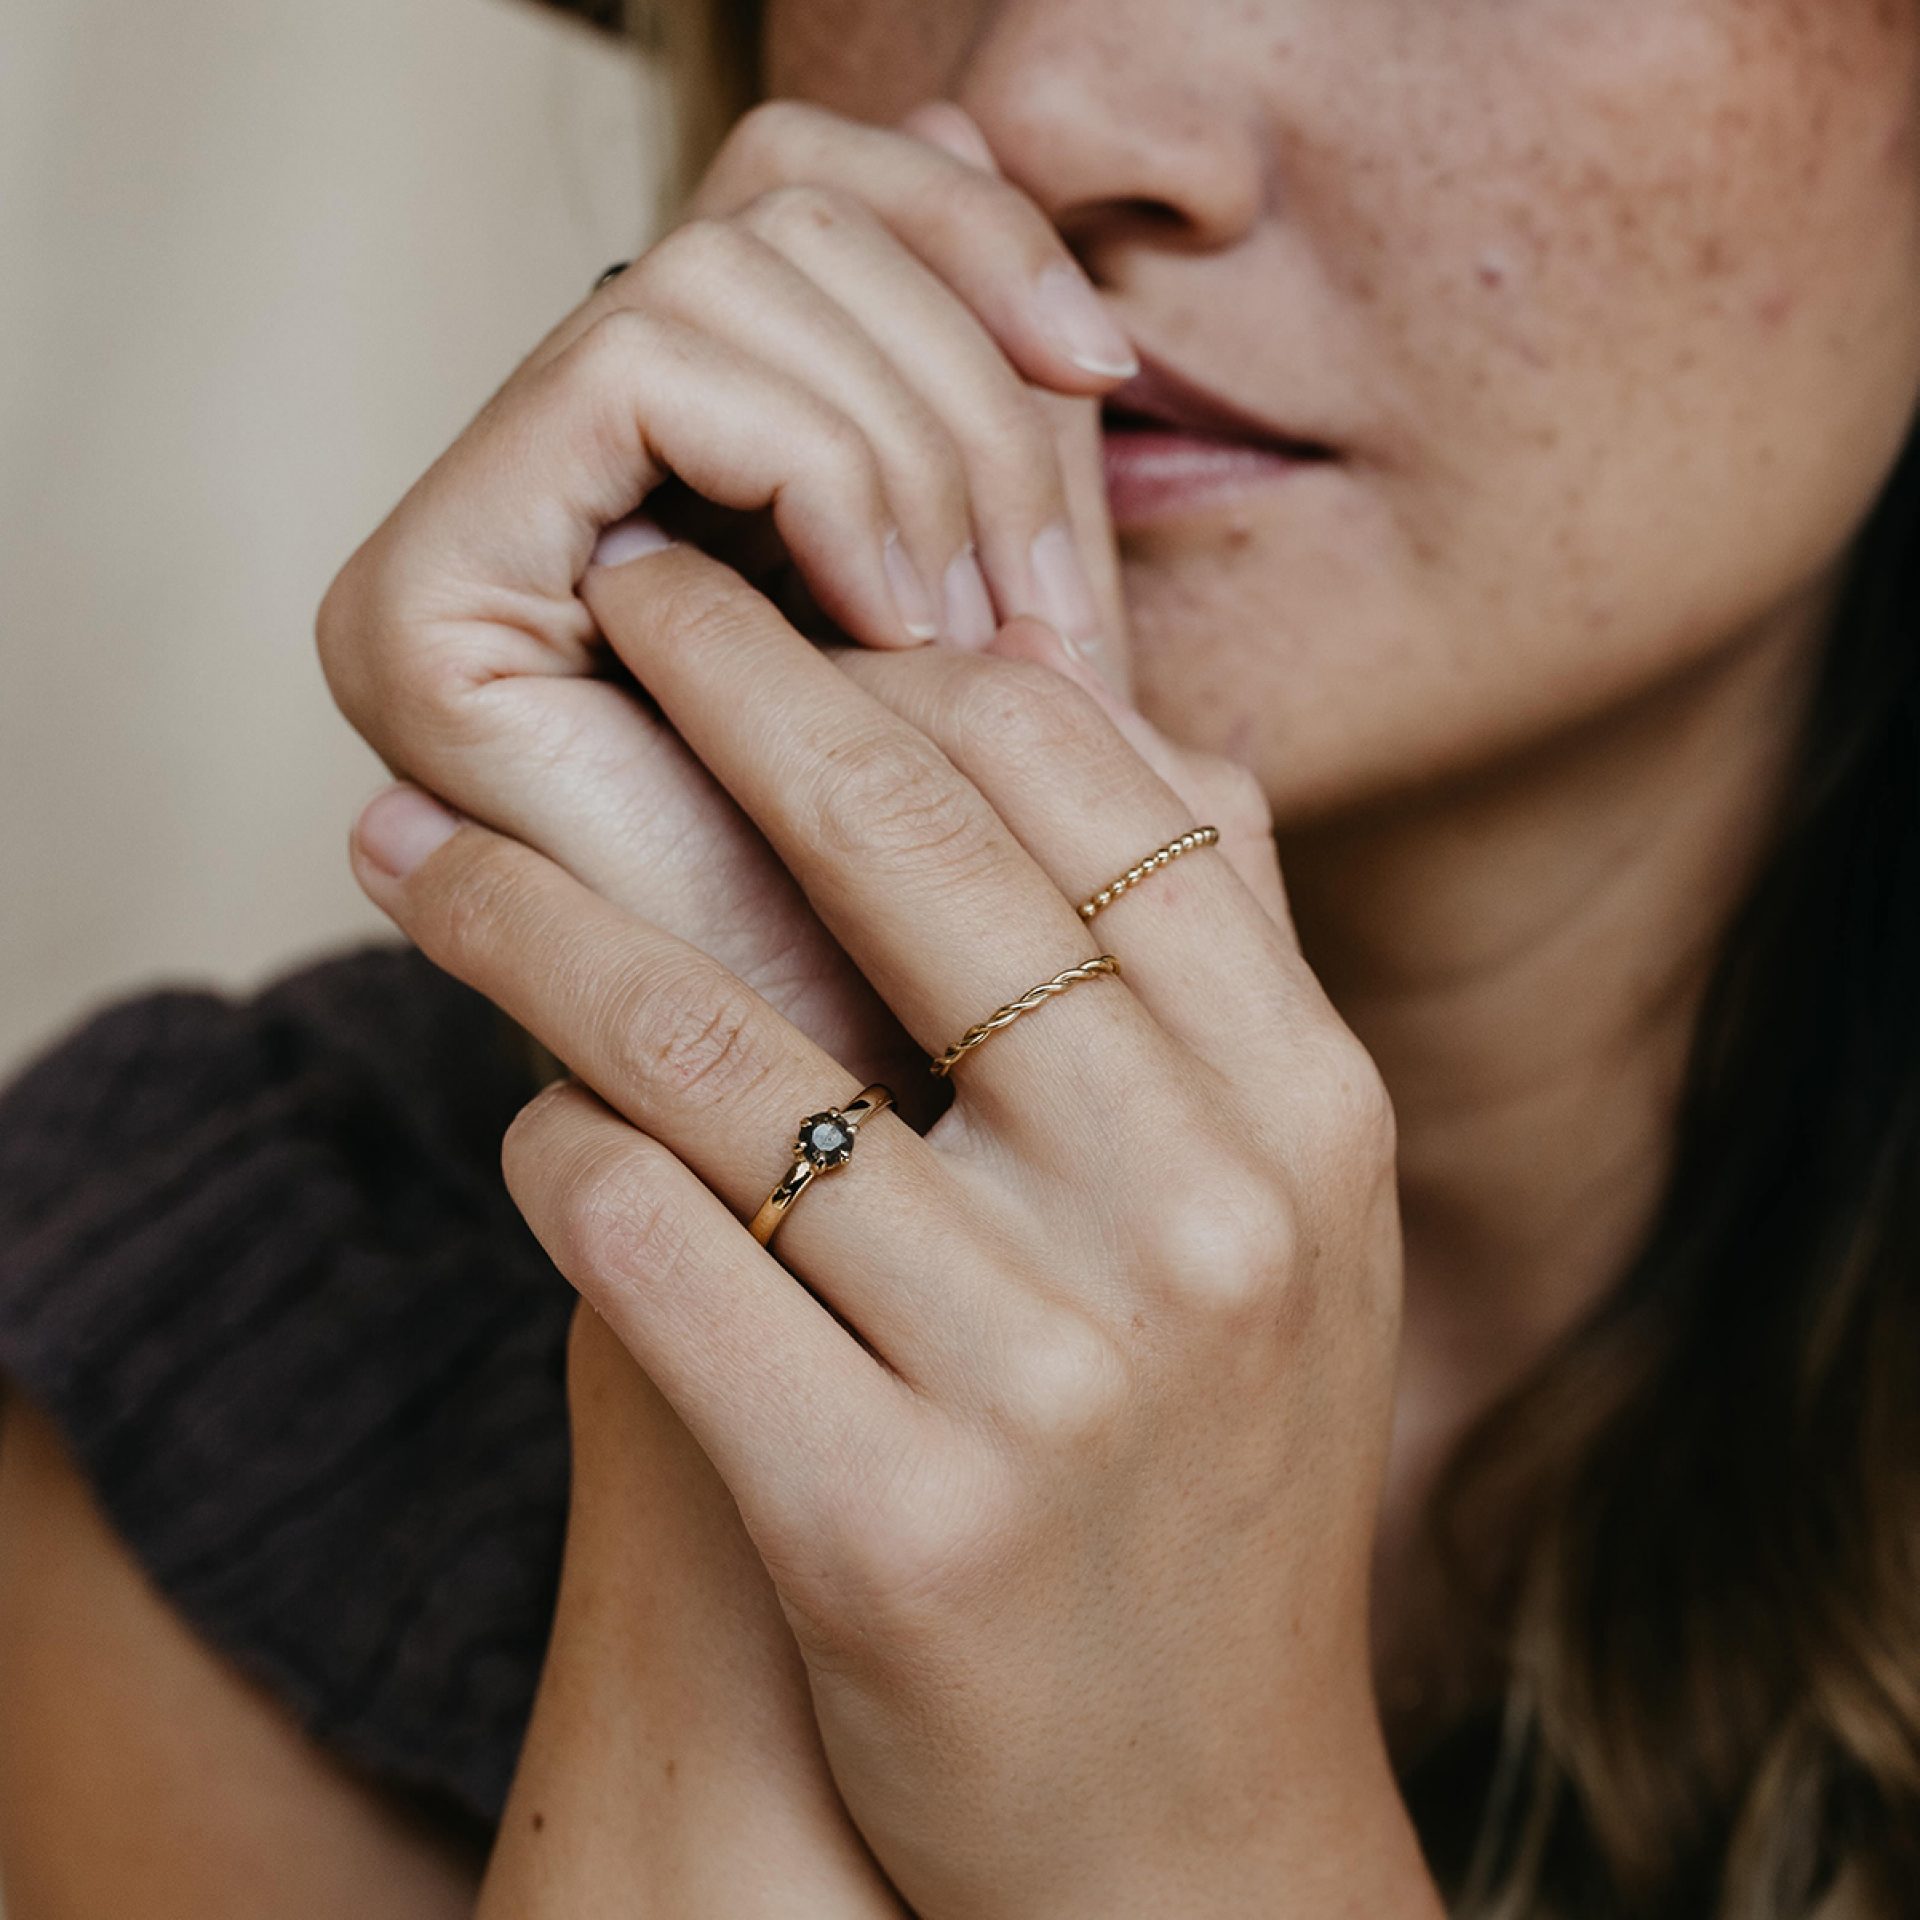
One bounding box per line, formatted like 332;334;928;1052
1028;522;1104;656
589;512;677;571
1033;264;1137;379
355;784;461;879
884;530;941;641
942;544;998;649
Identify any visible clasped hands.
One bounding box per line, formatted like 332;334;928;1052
320;95;1438;1920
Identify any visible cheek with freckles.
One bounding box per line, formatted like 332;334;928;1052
1132;0;1920;817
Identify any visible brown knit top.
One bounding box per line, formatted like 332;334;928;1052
0;942;572;1835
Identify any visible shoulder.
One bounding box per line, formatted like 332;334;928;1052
0;940;574;1827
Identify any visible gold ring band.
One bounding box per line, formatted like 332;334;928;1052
1077;825;1220;920
928;956;1121;1079
748;1083;894;1247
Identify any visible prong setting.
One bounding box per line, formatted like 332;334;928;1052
795;1108;856;1171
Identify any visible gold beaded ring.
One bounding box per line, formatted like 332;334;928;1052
928;956;1122;1079
1077;825;1221;921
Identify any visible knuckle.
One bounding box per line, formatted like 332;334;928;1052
720;97;819;177
634;213;757;297
610;957;777;1112
637;558;776;661
419;836;525;968
802;727;1001;878
312;564;360;689
905;164;1038;263
945;656;1112;774
956;389;1065;502
744;180;864;245
994;1311;1132;1451
806;406;888;509
557;304;662;407
561;1141;690;1289
313;575;372;723
1144;1158;1299;1326
886;414;974;532
314;543;420;736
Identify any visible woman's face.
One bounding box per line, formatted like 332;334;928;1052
762;1;1920;824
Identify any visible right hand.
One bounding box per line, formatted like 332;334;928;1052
316;97;1147;1108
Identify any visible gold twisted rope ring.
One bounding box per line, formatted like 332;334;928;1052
928;956;1122;1078
1077;825;1220;920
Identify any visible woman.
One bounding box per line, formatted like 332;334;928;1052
2;0;1917;1913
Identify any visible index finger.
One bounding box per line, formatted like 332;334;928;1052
687;98;1139;391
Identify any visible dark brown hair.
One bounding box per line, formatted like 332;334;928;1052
1424;414;1920;1918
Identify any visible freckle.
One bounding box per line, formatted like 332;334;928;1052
531;1811;546;1833
1694;234;1735;279
664;1756;678;1783
1755;285;1796;331
1224;522;1253;550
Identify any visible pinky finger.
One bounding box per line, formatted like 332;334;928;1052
501;1076;909;1536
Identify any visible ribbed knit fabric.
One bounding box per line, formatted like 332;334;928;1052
0;941;573;1831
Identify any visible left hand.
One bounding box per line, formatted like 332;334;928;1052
476;1305;912;1918
349;544;1433;1920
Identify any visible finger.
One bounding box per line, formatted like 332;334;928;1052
980;616;1296;942
498;1074;905;1540
398;303;934;655
731;184;1103;656
347;787;1038;1399
619;214;983;645
894;91;1134;674
690;100;1139;390
579;545;1175;1130
324;575;903;1072
829;624;1321;1086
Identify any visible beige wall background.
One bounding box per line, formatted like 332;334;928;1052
0;0;665;1085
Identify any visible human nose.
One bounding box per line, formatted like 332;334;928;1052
947;0;1274;262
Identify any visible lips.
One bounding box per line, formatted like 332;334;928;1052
1099;350;1337;462
1099;350;1338;526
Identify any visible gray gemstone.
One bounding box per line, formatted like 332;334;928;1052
806;1119;849;1156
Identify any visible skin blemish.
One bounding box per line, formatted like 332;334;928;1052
1476;250;1513;291
1693;233;1736;280
531;1811;546;1833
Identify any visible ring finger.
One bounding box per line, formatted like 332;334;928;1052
346;789;1058;1404
577;543;1204;1137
